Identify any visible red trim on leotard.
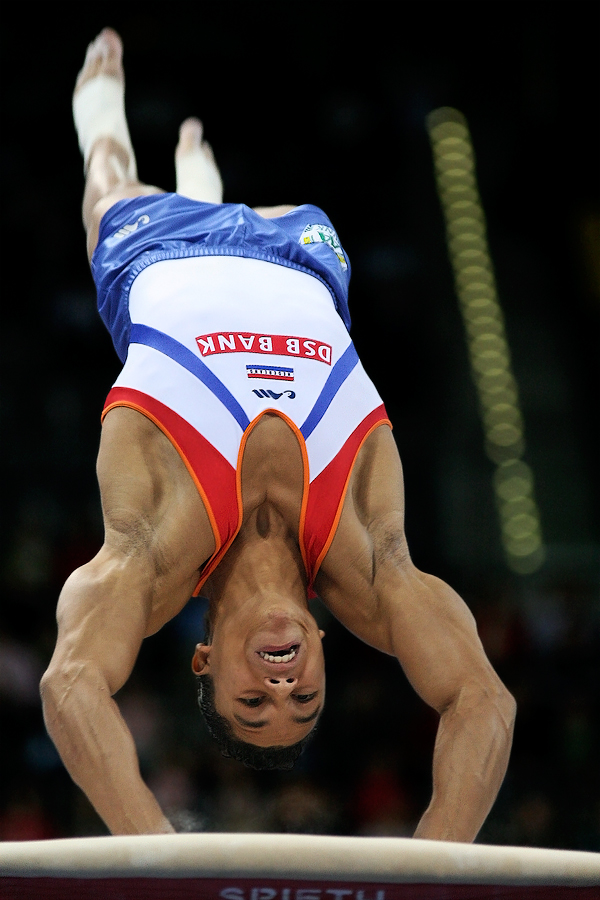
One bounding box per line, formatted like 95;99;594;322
102;389;390;600
102;387;238;588
303;404;391;592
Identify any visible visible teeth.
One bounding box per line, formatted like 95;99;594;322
259;647;297;663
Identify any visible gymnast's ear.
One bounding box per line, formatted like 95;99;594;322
191;643;211;675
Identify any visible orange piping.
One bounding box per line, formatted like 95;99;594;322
235;409;311;577
193;408;310;595
102;400;221;555
312;418;392;576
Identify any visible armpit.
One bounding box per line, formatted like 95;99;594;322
370;516;411;569
103;515;172;578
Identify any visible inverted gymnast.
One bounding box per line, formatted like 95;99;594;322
40;28;516;838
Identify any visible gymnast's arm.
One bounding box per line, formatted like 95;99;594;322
381;564;515;842
317;427;516;842
39;406;214;835
39;552;176;835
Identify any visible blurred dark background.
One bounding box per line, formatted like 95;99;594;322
1;2;598;848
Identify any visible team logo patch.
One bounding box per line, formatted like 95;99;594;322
253;389;296;400
246;365;294;381
300;223;348;271
113;214;150;238
196;332;332;365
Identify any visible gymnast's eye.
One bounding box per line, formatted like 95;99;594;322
239;696;264;707
293;692;317;704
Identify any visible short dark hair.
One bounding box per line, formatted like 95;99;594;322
196;673;315;770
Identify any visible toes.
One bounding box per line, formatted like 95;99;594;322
75;28;124;92
176;118;216;165
176;118;204;156
180;116;203;137
96;27;123;62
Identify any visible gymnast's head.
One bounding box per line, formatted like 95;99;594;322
191;603;325;768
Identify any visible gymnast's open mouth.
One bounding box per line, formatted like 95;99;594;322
256;642;300;664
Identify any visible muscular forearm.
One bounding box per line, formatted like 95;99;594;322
41;662;174;835
413;682;515;842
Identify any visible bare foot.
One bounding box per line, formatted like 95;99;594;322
175;117;223;203
73;27;137;183
176;118;206;158
75;27;124;95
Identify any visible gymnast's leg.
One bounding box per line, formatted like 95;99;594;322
75;25;294;253
72;28;165;258
176;117;294;219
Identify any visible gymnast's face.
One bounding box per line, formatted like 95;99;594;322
192;606;325;746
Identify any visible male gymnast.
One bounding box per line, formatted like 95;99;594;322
40;28;516;838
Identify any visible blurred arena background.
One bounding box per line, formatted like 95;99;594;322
1;2;598;849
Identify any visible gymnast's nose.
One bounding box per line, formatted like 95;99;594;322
265;676;297;694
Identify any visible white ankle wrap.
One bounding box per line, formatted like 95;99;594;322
176;149;223;204
72;75;137;180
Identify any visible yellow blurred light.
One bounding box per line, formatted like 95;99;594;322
471;352;511;374
451;237;488;257
467;324;505;344
498;498;536;521
508;535;544;553
486;422;523;447
485;440;526;465
505;529;542;549
428;106;544;574
458;278;494;295
476;370;515;392
451;229;485;242
458;291;504;323
471;334;509;352
463;305;499;320
429;119;468;141
430;124;468;141
463;309;499;325
474;366;512;386
485;426;524;449
447;208;481;225
459;295;497;312
441;167;475;177
502;513;539;540
440;168;474;182
507;549;545;575
480;387;519;409
437;136;467;148
448;220;485;238
447;199;479;213
442;184;479;201
435;147;469;159
452;236;487;252
452;210;482;221
457;265;493;283
439;152;472;165
461;304;499;320
494;459;533;488
470;330;508;350
455;250;488;265
457;284;498;298
484;402;522;425
460;280;494;290
505;539;541;563
481;389;519;411
465;313;503;331
497;458;530;473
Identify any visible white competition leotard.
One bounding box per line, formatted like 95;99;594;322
95;195;390;594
